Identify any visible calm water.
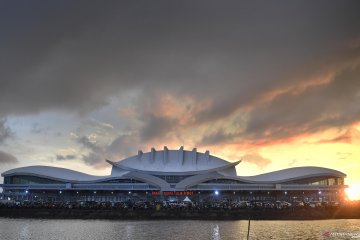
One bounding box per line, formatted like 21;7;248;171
0;218;359;240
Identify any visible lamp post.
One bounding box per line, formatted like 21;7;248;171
25;190;29;201
214;190;219;201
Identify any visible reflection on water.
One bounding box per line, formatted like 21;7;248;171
19;222;29;240
0;218;359;240
212;224;220;240
125;224;134;240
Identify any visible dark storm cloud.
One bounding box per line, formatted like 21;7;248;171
244;65;360;141
77;134;140;166
1;1;360;144
199;129;237;146
0;150;18;164
0;119;13;144
55;154;77;161
198;63;360;146
76;136;106;166
140;114;176;142
77;136;103;154
107;134;141;158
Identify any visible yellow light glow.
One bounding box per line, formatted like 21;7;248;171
345;184;360;200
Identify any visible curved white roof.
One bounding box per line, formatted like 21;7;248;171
1;148;346;187
113;147;238;174
240;166;346;183
1;166;121;183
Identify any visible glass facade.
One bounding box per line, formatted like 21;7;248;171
283;177;345;186
203;179;246;184
100;179;144;183
153;175;193;183
310;177;344;186
5;175;63;184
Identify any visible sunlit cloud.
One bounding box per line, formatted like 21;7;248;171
0;1;359;199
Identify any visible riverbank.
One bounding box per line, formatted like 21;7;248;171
1;206;360;220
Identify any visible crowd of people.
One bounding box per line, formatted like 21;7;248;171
0;199;343;211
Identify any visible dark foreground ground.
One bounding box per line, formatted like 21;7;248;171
1;206;360;220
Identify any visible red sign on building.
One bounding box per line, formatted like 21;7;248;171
151;191;194;196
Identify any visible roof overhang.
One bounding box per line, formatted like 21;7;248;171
106;159;241;176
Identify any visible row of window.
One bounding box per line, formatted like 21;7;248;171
203;179;245;184
153;175;193;183
284;177;345;186
310;178;344;186
4;176;62;185
4;175;345;186
4;176;145;185
101;179;144;183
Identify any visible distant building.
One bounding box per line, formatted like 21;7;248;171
0;147;347;202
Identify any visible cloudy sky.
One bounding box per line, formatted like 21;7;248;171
1;1;360;198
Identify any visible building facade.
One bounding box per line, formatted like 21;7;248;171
0;147;347;203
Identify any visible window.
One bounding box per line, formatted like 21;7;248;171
153;175;192;183
100;179;144;183
8;175;63;184
202;179;245;184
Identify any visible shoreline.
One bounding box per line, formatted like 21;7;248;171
1;207;359;220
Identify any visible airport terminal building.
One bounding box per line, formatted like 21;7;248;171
0;147;347;203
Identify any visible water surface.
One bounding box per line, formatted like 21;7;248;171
0;218;359;240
